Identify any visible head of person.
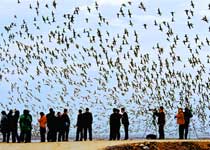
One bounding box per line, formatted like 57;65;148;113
8;109;13;115
178;108;183;113
79;109;82;114
15;110;20;116
116;109;120;113
49;108;53;113
64;108;68;114
113;108;117;113
57;112;61;116
121;108;125;113
185;107;189;112
86;108;89;112
40;112;44;117
159;106;164;112
23;109;28;115
1;111;6;115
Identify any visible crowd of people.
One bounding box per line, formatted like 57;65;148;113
109;108;129;140
152;106;193;139
0;107;94;143
0;106;194;143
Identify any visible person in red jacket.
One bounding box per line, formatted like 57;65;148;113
38;112;47;142
175;108;185;139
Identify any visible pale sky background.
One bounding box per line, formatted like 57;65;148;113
0;0;209;138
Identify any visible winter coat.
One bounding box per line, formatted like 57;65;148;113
19;114;32;132
154;111;165;125
83;112;93;127
38;115;47;128
176;112;185;125
121;112;129;125
184;110;193;125
46;112;56;130
61;113;70;128
0;114;8;131
110;113;121;128
76;113;84;128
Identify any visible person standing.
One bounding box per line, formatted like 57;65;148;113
121;108;129;140
27;110;33;142
83;108;93;141
75;109;84;141
56;112;63;142
11;110;20;143
7;110;13;143
61;109;70;141
175;108;185;139
153;106;165;139
109;108;119;140
184;107;193;139
1;111;8;142
38;112;47;142
46;108;56;142
116;109;122;140
19;109;32;143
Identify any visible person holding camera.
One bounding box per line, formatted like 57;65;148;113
184;107;193;139
153;106;165;139
175;108;185;139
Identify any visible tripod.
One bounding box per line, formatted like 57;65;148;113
142;113;158;138
188;119;199;139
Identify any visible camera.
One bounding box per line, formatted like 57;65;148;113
149;108;157;112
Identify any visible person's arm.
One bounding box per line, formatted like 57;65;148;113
76;115;79;127
67;115;70;126
189;111;193;118
90;113;93;124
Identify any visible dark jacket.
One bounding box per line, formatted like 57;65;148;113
61;114;70;128
0;114;8;131
46;112;56;130
76;113;84;128
56;116;64;131
154;111;165;125
7;111;14;131
122;112;129;125
110;113;121;127
184;109;193;124
83;112;93;127
11;111;20;130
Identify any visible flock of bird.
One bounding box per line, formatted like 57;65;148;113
0;0;209;136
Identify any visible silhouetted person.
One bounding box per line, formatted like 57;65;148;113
19;109;32;143
116;109;122;140
7;110;13;143
56;112;63;142
1;111;8;142
175;108;185;139
38;112;47;142
61;109;70;141
121;108;129;140
11;110;20;143
27;110;33;142
46;108;57;142
83;108;93;141
76;109;84;141
154;106;165;139
110;108;121;140
184;107;193;139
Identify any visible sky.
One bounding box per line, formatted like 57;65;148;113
0;0;210;138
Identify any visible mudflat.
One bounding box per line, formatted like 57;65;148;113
1;140;210;150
